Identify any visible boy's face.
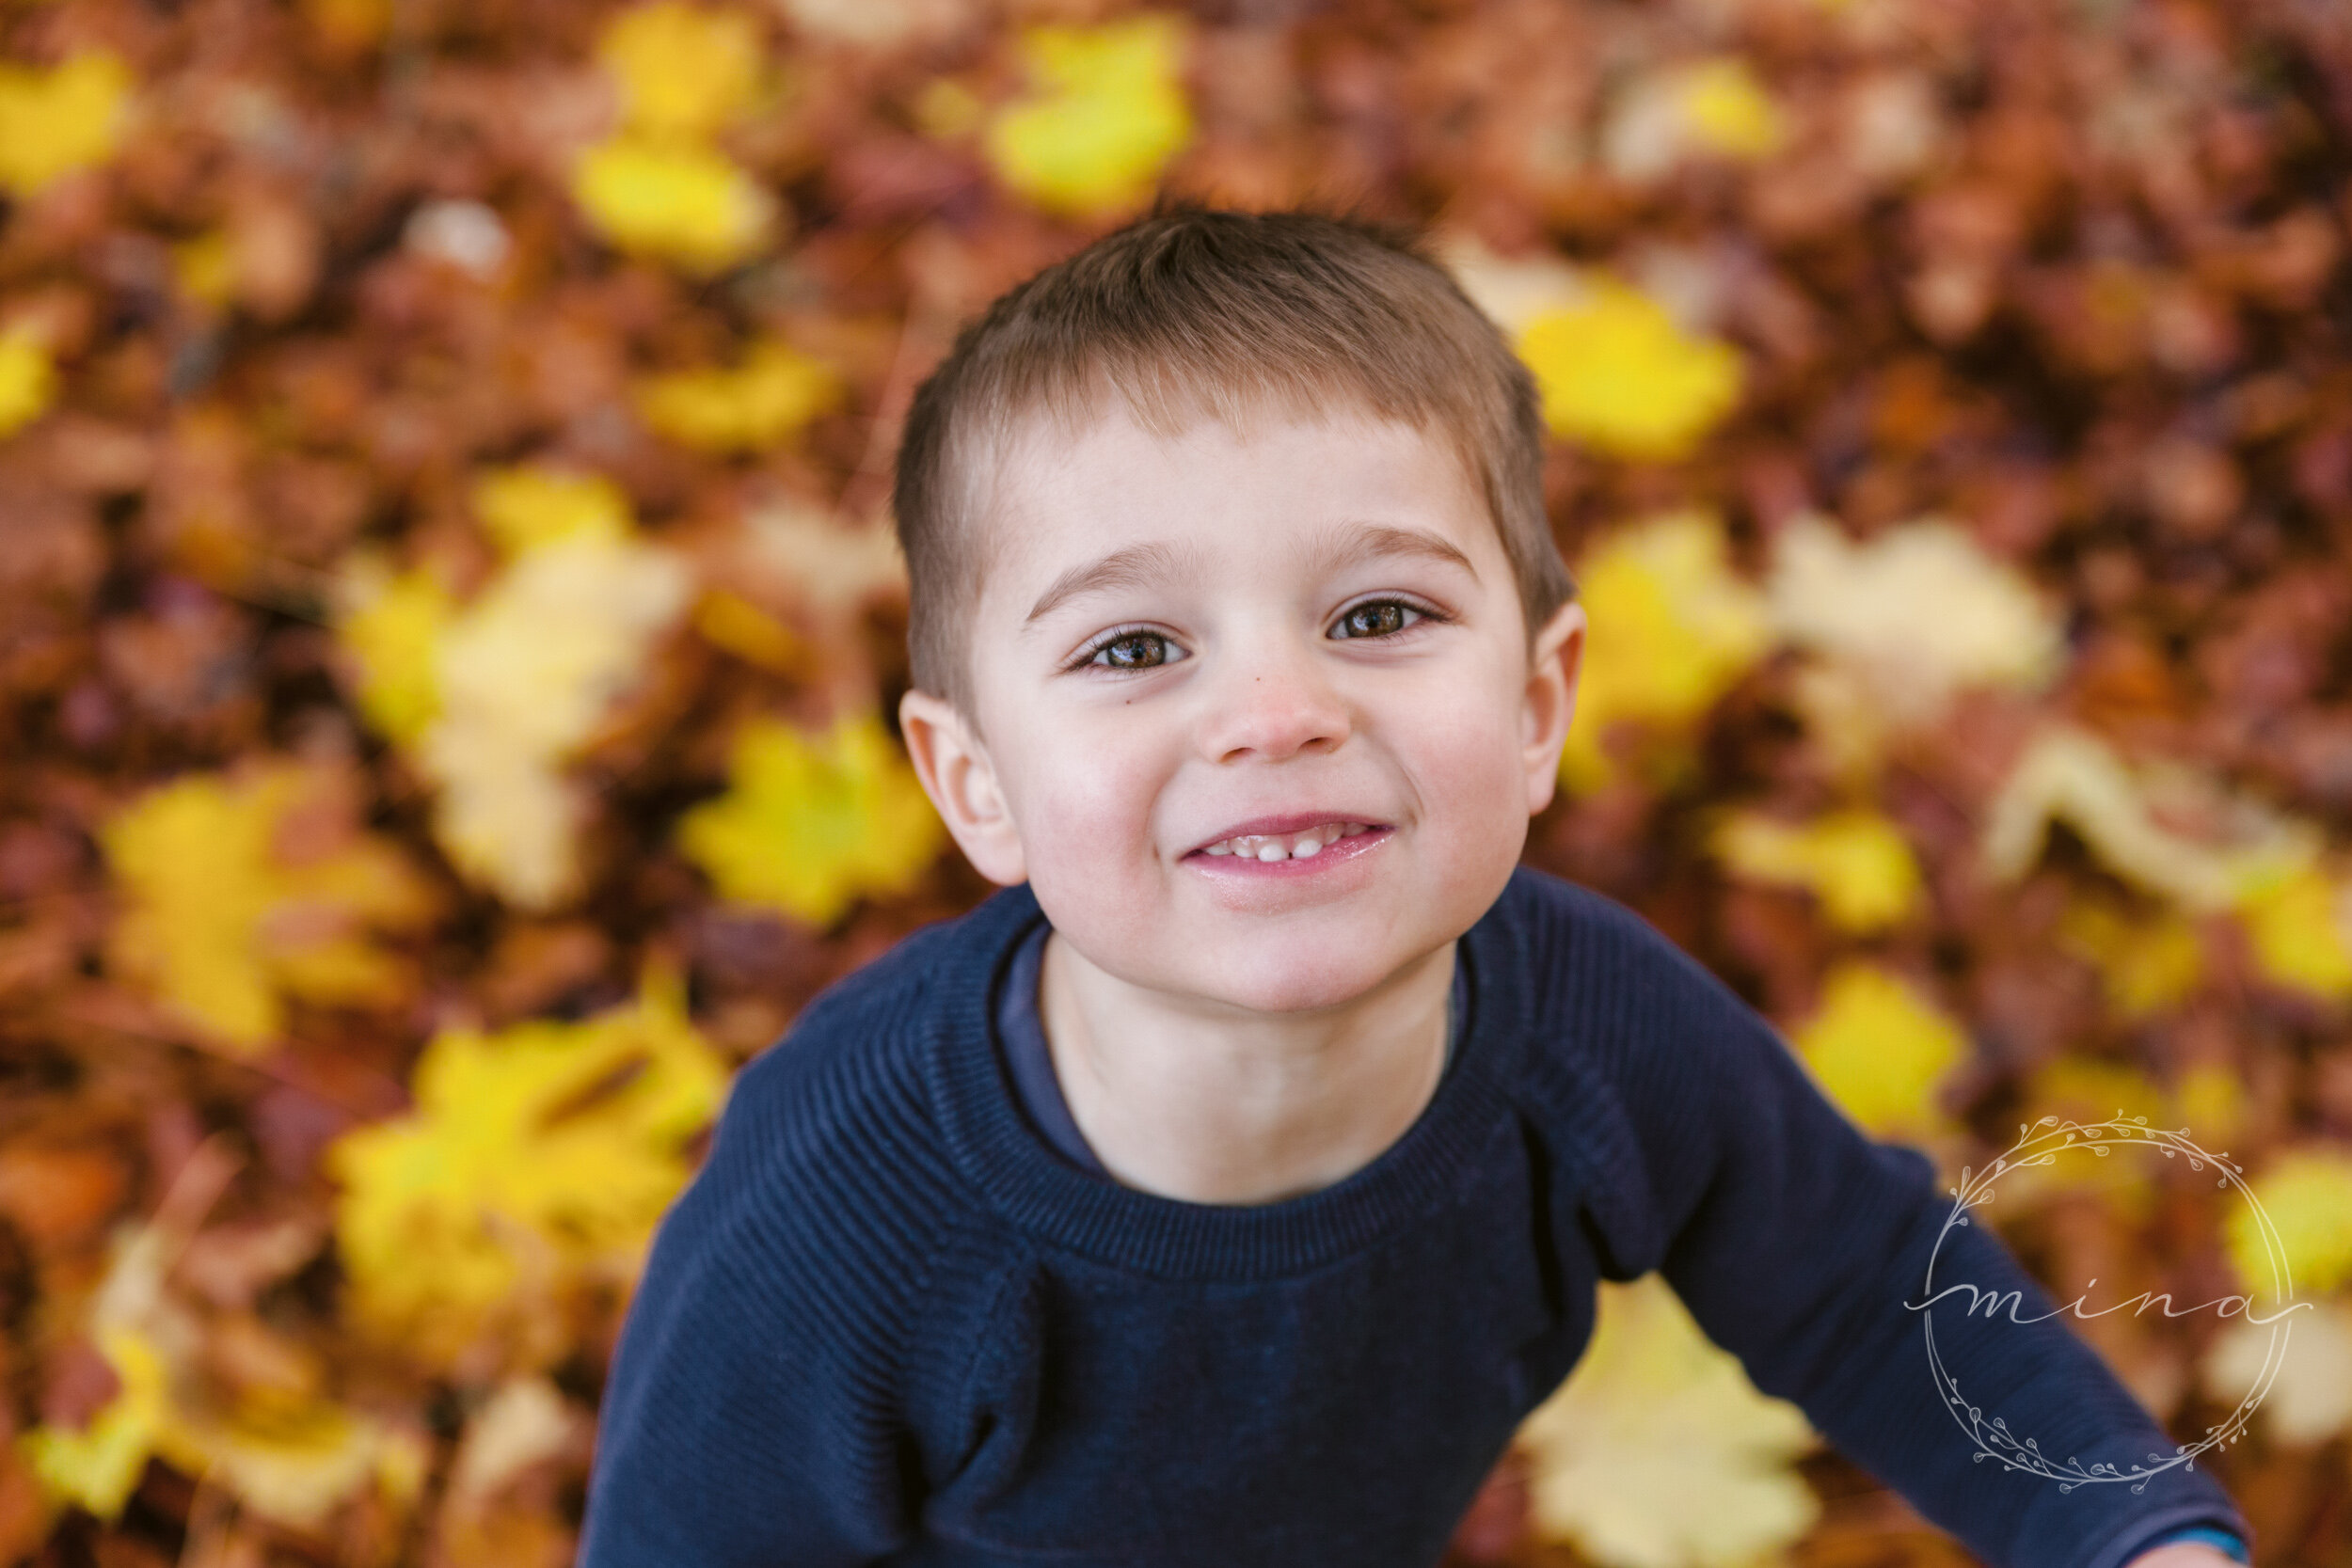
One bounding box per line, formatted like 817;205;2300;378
901;404;1584;1017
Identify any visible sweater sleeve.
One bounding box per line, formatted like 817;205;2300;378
1527;882;2253;1568
575;1120;914;1568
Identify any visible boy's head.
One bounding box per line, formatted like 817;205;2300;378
895;209;1586;1015
894;209;1573;715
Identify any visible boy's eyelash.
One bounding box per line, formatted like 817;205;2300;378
1066;624;1180;672
1329;595;1451;637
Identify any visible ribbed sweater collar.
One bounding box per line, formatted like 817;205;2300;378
921;881;1532;1282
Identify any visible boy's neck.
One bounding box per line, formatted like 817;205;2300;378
1036;929;1456;1206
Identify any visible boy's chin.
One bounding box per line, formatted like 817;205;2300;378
1168;933;1450;1018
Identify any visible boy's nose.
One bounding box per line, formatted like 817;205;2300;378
1197;641;1352;765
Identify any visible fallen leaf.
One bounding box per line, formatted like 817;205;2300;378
1559;511;1770;791
985;16;1194;216
1789;964;1966;1143
327;967;728;1368
1518;1274;1820;1568
677;713;943;927
1711;808;1921;932
101;764;437;1053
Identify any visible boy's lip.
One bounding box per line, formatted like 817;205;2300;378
1182;812;1390;857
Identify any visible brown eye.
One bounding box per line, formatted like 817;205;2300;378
1097;632;1171;669
1334;601;1412;639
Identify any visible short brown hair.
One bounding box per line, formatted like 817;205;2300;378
892;208;1574;710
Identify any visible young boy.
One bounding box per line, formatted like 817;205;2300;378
580;211;2253;1568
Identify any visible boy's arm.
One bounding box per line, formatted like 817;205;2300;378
1540;894;2253;1568
577;1164;917;1568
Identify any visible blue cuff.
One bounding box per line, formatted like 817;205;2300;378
2139;1526;2250;1563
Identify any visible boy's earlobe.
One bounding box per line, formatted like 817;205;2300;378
1521;600;1587;816
898;689;1029;886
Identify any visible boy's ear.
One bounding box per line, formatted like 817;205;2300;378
1521;599;1586;817
898;688;1029;887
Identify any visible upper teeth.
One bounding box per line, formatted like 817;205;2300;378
1200;822;1370;860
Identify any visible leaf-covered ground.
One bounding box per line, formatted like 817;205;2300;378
3;0;2350;1562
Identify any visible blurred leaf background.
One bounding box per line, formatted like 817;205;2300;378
3;0;2351;1561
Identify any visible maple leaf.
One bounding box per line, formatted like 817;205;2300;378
598;2;761;143
678;713;944;927
1605;57;1788;182
20;1327;168;1520
2225;1148;2352;1298
21;1221;420;1529
338;558;454;746
0;327;56;439
2055;896;2204;1019
1788;964;1966;1143
1981;727;2316;912
1518;1274;1820;1568
1559;511;1770;791
1711;808;1921;932
985;16;1194;216
471;467;632;555
571;136;775;272
1518;280;1742;460
0;51;133;197
101;764;437;1054
2233;864;2352;1002
328;968;728;1369
2203;1296;2352;1447
1767;515;2061;724
635;341;841;453
341;467;692;910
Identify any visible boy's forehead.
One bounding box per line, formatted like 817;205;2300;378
966;400;1492;607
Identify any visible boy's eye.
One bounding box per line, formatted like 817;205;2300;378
1091;631;1183;670
1331;601;1421;640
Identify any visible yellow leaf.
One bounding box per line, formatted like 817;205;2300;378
635;340;840;452
1767;515;2061;722
2055;897;2203;1019
1982;727;2316;912
328;971;728;1368
1676;59;1788;159
1604;57;1787;182
1560;511;1770;792
571;135;773;272
1712;809;1920;931
2204;1297;2352;1447
1518;1274;1819;1568
2173;1062;2247;1147
693;589;810;674
679;714;944;927
2226;1148;2352;1298
102;765;437;1053
1518;281;1741;460
0;327;56;437
19;1327;169;1520
598;2;761;142
0;51;133;197
171;230;238;309
2236;864;2352;1002
985;16;1193;216
1790;963;1965;1142
339;560;454;745
470;465;632;556
418;515;691;909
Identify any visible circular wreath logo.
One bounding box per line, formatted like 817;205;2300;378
1912;1113;2303;1494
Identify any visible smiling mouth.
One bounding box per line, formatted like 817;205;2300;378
1192;821;1377;863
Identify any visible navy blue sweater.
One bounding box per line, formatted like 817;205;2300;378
580;870;2251;1567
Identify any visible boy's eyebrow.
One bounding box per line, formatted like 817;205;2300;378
1023;525;1479;626
1304;523;1481;583
1025;541;1194;624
